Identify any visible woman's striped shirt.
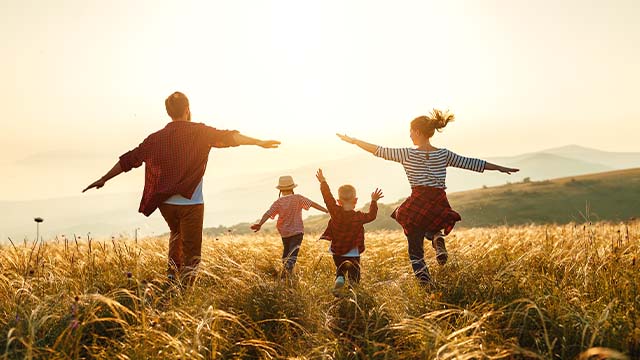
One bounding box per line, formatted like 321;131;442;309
374;147;486;189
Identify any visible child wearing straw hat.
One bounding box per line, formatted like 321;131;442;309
252;175;328;275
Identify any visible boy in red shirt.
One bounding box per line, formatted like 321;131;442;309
315;169;383;296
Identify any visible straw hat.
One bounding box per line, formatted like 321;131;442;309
276;175;298;190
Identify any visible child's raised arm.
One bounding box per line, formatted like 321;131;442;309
316;169;341;218
356;188;383;224
336;134;378;154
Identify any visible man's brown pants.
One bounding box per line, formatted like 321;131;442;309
158;204;204;283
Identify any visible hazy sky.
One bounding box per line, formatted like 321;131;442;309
2;0;639;200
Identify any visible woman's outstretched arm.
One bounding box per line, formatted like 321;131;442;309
484;162;519;174
336;134;378;154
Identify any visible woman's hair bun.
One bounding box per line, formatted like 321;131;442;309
411;109;454;138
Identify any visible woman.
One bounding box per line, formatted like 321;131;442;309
337;109;518;285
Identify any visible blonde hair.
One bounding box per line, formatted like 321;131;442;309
338;185;356;202
411;109;455;138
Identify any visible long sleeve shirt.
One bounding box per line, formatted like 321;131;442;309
119;121;238;216
319;181;377;256
374;147;486;189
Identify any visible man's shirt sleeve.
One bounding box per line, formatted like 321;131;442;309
205;126;240;148
119;136;152;172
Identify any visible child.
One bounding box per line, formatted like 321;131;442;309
315;169;383;296
336;109;519;286
251;175;328;275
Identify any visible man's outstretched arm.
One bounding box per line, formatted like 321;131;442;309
233;133;280;148
82;161;123;192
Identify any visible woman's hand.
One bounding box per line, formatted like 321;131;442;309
316;169;327;183
250;223;262;232
498;166;519;174
336;133;356;144
371;188;384;202
336;133;378;154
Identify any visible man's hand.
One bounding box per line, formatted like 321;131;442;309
250;223;262;232
371;188;384;202
336;133;355;144
82;178;106;193
257;140;281;149
316;169;326;183
499;166;519;175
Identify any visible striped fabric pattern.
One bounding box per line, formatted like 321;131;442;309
374;147;486;189
265;194;313;238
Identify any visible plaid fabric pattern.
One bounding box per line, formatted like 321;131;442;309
119;121;238;216
391;185;461;236
319;181;378;256
265;194;313;238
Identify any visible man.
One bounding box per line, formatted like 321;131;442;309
83;92;280;283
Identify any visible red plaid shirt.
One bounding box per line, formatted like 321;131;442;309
319;181;378;256
391;185;461;236
119;121;239;216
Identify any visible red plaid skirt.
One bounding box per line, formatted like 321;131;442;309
391;186;461;236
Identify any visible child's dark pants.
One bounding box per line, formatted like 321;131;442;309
333;256;361;283
407;231;432;285
282;233;303;272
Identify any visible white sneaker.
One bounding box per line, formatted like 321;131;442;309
332;276;346;297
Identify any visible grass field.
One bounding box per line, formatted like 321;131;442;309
1;220;639;359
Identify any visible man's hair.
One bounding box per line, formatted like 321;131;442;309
338;184;356;202
165;92;189;119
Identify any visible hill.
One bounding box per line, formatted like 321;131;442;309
207;168;640;235
3;144;638;240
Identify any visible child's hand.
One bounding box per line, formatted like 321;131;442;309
371;188;384;202
336;133;356;144
316;169;326;183
499;166;519;174
250;223;261;232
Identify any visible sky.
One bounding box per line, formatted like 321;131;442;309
1;0;640;202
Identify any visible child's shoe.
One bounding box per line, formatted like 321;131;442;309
432;236;448;265
332;275;346;297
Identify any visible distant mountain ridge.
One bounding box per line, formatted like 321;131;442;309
1;144;638;241
207;167;640;236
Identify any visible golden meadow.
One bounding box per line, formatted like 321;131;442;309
1;221;638;359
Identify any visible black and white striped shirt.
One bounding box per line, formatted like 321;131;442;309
374;147;486;189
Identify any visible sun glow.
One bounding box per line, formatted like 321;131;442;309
1;0;639;204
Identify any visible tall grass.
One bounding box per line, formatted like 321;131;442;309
1;221;638;359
